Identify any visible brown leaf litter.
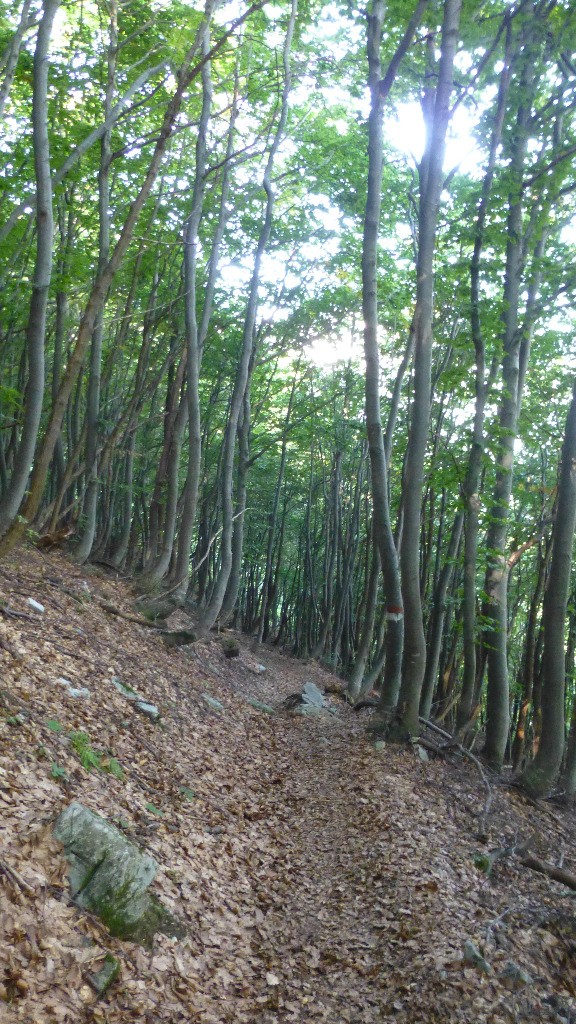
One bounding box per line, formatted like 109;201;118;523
0;546;575;1024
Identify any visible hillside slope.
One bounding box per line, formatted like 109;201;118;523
0;547;575;1024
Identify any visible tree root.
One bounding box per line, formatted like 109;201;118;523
419;716;493;835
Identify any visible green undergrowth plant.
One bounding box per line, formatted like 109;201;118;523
50;761;69;782
69;730;125;779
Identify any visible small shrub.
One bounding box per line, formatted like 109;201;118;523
102;756;125;780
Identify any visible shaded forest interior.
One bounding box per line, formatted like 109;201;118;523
2;0;576;800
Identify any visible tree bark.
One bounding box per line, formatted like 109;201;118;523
0;0;60;537
521;378;576;796
396;0;462;734
362;0;429;713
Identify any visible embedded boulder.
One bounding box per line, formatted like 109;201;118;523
54;801;185;945
284;681;334;715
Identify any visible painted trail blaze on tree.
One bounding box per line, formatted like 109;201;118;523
385;606;403;621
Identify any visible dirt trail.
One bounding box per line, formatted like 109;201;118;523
0;548;575;1024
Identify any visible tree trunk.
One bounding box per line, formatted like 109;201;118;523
75;1;117;563
396;0;461;734
457;20;512;730
362;0;429;713
521;379;576;796
199;0;297;630
420;510;463;721
0;0;60;537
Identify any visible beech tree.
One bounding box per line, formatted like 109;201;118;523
1;0;576;792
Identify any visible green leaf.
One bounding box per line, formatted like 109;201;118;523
50;761;68;781
145;802;164;817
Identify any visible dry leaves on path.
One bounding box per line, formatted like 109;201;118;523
0;547;575;1024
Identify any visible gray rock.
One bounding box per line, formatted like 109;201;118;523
301;681;326;707
111;680;159;721
294;703;327;716
54;802;187;946
373;740;386;751
54;802;156;934
57;677;90;699
463;939;492;974
110;677;139;701
501;961;533;988
202;694;224;712
135;701;160;722
245;697;275;714
88;954;120;996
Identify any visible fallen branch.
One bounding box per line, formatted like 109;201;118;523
419;716;453;742
520;851;576;892
0;604;36;621
0;636;20;658
419;716;493;832
0;858;36;896
99;601;162;629
477;837;533;878
511;786;574;837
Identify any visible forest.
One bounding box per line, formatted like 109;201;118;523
1;0;576;799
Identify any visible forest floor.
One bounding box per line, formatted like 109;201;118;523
1;546;575;1024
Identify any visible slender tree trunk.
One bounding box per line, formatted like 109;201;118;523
521;379;576;796
199;0;297;630
256;373;298;642
0;0;60;537
109;431;136;568
50;194;75;503
220;386;251;622
169;27;214;593
75;1;117;563
457;20;511;729
420;510;463;721
511;535;550;769
362;0;429;713
0;0;35;119
347;539;380;700
396;0;462;734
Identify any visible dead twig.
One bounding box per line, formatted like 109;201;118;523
0;636;20;658
0;858;36;896
0;604;36;621
419;717;493;832
46;640;93;662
